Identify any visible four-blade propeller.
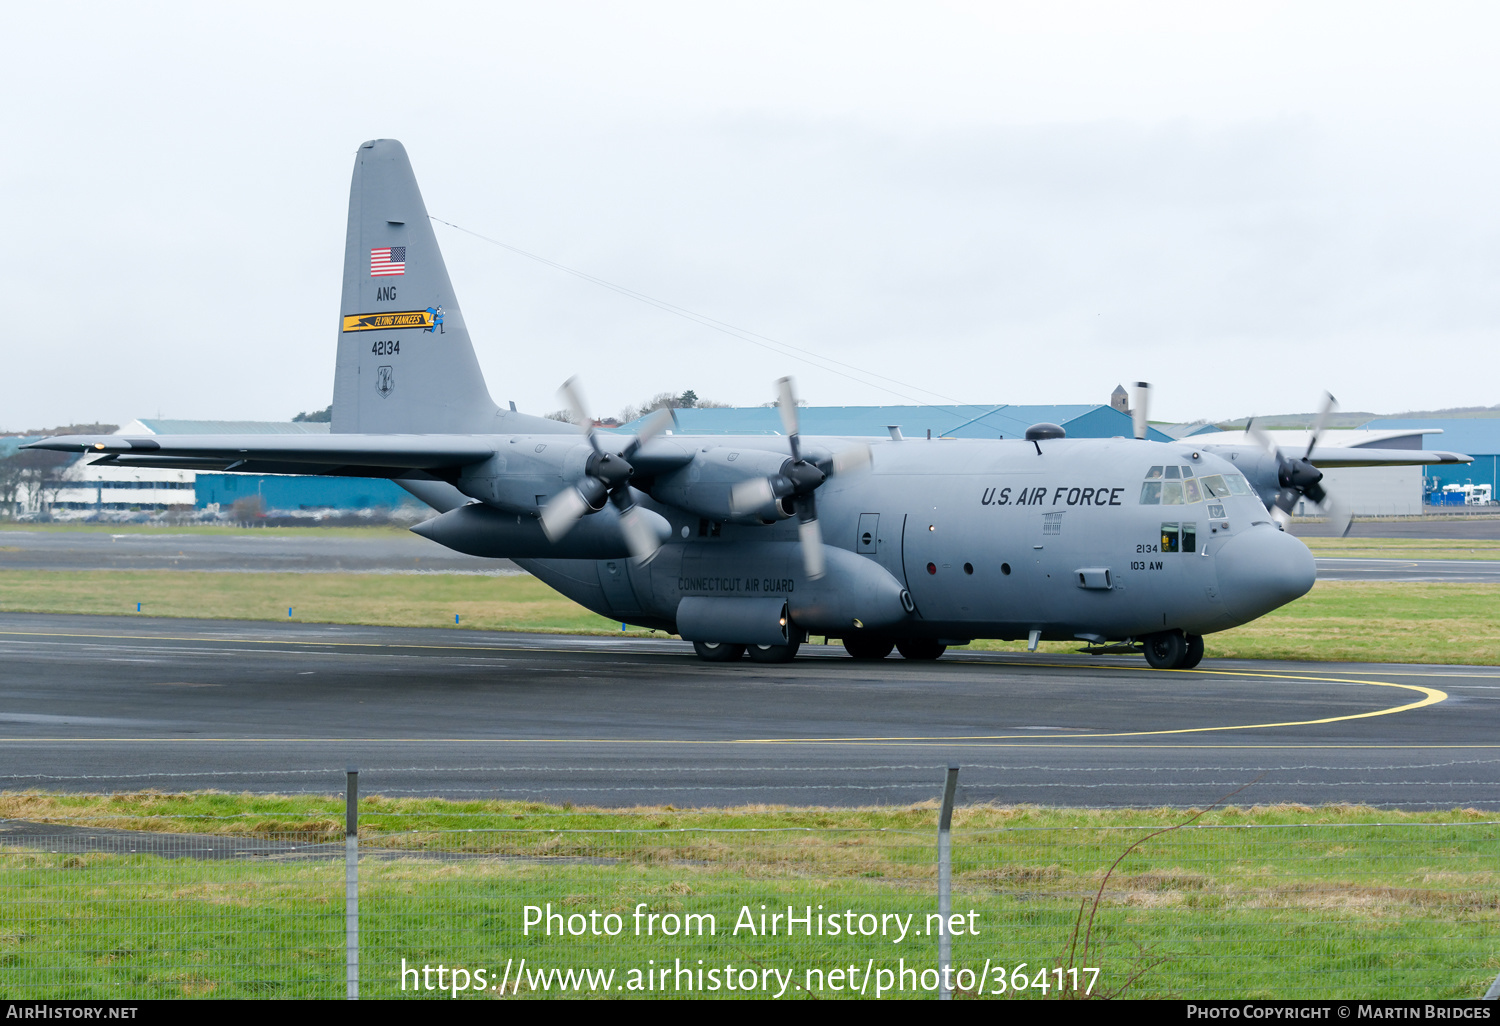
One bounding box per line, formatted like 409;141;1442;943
726;376;871;580
1246;391;1352;537
1132;381;1152;440
538;377;674;561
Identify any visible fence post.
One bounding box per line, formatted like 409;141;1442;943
938;763;959;1001
346;767;359;1000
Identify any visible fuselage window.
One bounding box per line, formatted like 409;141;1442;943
1182;523;1197;552
1160;522;1180;552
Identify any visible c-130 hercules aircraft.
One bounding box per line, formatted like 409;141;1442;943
28;140;1473;669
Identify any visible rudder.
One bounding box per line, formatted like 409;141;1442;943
332;139;502;434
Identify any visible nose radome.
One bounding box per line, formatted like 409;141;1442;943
1214;526;1316;625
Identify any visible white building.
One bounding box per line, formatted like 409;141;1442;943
46;419;328;515
1202;427;1443;517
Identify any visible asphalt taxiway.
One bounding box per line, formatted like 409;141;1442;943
1313;558;1500;582
2;613;1496;809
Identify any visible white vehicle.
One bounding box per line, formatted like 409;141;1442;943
1440;482;1495;506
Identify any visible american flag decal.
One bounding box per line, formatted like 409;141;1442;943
370;246;406;277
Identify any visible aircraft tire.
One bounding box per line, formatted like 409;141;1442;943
1179;634;1205;670
843;636;895;660
1143;629;1187;669
693;640;746;662
748;640;802;663
895;639;947;661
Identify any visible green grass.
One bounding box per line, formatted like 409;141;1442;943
0;569;648;636
963;580;1500;664
2;794;1496;1000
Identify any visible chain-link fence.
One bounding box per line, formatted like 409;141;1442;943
2;796;1498;999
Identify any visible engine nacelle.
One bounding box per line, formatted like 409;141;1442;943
650;447;793;523
455;436;591;515
412;500;671;559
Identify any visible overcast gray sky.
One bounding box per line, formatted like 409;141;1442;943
4;2;1498;431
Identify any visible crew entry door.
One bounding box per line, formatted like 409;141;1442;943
857;512;908;589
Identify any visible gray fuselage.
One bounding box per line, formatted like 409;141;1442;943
512;433;1315;644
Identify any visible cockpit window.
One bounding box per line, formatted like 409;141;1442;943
1141;465;1208;505
1224;473;1254;497
1200;475;1229;498
1161;522;1197;553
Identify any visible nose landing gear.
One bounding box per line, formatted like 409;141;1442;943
1143;629;1204;670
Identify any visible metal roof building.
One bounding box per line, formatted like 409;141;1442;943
622;403;1173;441
36;419;411;515
1190;426;1451;515
1361;418;1500;505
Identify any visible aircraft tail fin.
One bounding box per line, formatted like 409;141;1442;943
331;139;503;434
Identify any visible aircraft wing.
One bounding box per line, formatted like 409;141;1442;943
21;433;499;477
1199;442;1472;469
1302;447;1472;468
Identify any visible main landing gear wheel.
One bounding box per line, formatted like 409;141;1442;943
1143;630;1203;670
1143;630;1185;669
748;640;802;663
693;640;746;662
1180;633;1205;670
896;639;947;661
843;636;895;660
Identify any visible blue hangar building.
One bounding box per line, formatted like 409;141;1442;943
1360;417;1500;504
